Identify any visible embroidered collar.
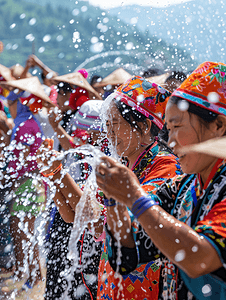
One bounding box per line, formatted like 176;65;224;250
131;141;159;177
198;158;224;191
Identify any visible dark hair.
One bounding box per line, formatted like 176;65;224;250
114;99;172;151
41;72;45;81
90;75;103;86
56;82;72;94
165;71;187;83
169;96;218;123
142;68;164;78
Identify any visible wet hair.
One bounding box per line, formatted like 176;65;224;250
114;99;172;151
56;82;72;94
169;96;218;123
165;71;187;84
90;75;103;86
142;68;164;78
41;72;45;81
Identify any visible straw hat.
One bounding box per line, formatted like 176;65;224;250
0;64;15;81
0;76;54;107
53;72;102;100
146;72;171;86
179;137;226;160
93;68;132;88
10;64;32;79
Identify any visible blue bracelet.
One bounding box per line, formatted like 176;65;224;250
131;196;159;219
104;198;117;207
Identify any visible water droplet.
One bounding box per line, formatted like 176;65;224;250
169;141;176;148
130;17;138;25
10;23;16;29
177;100;189;111
58;53;65;59
29;18;36;26
174;249;186;262
43;34;51;43
91;36;99;44
202;284;212;297
207;92;219;103
192;245;198;252
72;9;79;16
81;6;87;12
20;13;26;19
38;47;45;53
56;35;63;42
137;94;145;102
125;42;134;50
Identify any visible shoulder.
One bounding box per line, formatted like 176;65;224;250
146;151;182;176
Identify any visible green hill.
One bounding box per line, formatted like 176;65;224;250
0;0;195;77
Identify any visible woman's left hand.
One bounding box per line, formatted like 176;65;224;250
36;139;62;174
96;156;145;209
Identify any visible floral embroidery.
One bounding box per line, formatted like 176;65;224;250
207;64;226;84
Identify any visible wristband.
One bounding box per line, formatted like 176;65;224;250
7;91;24;101
104;198;117;207
41;163;63;178
131;196;159;219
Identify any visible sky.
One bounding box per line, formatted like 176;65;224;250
87;0;193;10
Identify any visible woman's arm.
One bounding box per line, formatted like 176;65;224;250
96;156;223;278
48;110;74;151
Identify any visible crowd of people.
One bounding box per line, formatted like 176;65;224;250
0;53;226;300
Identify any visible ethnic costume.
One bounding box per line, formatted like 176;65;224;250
104;62;226;299
97;141;182;300
106;159;226;299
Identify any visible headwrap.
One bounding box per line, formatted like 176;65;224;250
172;61;226;116
112;76;171;129
74;100;103;131
10;96;44;141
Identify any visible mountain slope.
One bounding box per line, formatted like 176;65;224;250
108;0;226;64
0;0;194;76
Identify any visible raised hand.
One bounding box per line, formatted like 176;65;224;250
96;156;145;209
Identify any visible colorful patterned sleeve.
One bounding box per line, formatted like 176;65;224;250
140;154;182;195
105;175;185;275
194;197;226;265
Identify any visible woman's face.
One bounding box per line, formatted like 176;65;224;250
166;100;218;174
105;102;142;157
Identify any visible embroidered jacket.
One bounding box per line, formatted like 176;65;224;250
97;141;182;300
105;158;226;299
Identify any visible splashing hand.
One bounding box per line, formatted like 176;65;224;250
36;138;62;175
96;156;145;209
48;108;62;129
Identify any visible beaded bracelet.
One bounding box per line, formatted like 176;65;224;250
131;196;159;219
41;163;63;178
104;198;117;207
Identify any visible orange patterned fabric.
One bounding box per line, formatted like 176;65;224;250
97;142;182;300
114;76;171;129
172;61;226;116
